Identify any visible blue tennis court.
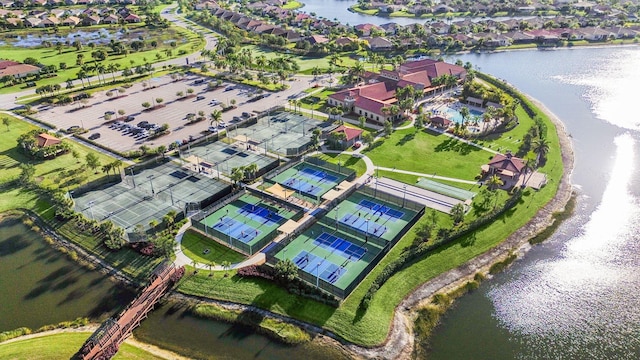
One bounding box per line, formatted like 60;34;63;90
213;216;260;243
314;232;367;260
358;199;405;221
300;167;339;183
340;213;388;237
239;203;284;225
281;177;323;196
292;250;346;284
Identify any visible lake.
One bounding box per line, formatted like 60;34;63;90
428;46;640;359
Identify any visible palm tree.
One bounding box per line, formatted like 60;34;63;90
221;260;232;276
245;163;259;180
532;138;550;165
107;63;120;83
450;203;465;224
208;261;216;277
486;174;504;191
230;166;245;187
209;109;222;128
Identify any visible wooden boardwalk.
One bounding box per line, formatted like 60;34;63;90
77;262;185;360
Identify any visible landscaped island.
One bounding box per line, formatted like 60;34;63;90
0;0;575;359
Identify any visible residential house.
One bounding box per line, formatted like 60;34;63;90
355;23;381;37
82;15;101;25
124;13;140;23
366;36;393;51
102;14;118;24
38;16;60;27
308;34;329;44
62;16;81;26
379;22;399;35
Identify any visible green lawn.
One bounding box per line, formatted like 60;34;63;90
281;0;303;9
0;332;163;360
313;153;367;177
239;45;357;72
180;228;247;266
0;115;117;187
365;128;493;181
0;25;203;95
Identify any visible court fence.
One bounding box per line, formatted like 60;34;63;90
359;185;425;213
261;155;302;181
245;187;306;221
304;157;357;182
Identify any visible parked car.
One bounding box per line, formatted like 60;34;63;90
137;121;149;128
88;133;101;140
224;86;234;92
232;116;241;122
209;99;221;106
196;95;205;100
241;112;252;118
67;125;80;132
105;111;115;115
125;115;135;122
208;126;218;133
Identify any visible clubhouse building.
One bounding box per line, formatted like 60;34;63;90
327;59;466;125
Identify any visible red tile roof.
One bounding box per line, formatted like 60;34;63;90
332;125;363;141
430;116;452;127
37;133;61;147
0;63;40;77
488;153;525;173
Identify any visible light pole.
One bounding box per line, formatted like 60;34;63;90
88;200;95;220
316;262;320;287
338;160;341;174
169;185;174;205
366;217;370;235
403;184;407;208
335;205;339;229
129;167;136;188
147;175;155;195
374;176;378;198
215;162;220;180
203;209;208;236
227;222;232;246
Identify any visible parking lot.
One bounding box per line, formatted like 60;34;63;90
35;73;311;153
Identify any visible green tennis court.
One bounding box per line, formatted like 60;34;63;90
199;193;297;254
272;223;383;291
321;191;417;245
416;178;476;201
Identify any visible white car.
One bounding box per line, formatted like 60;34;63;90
208;126;218;133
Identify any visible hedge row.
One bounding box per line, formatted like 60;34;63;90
360;188;523;309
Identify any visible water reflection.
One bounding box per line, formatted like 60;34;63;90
0;217;133;332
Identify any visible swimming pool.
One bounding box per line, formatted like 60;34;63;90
442;107;483;124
